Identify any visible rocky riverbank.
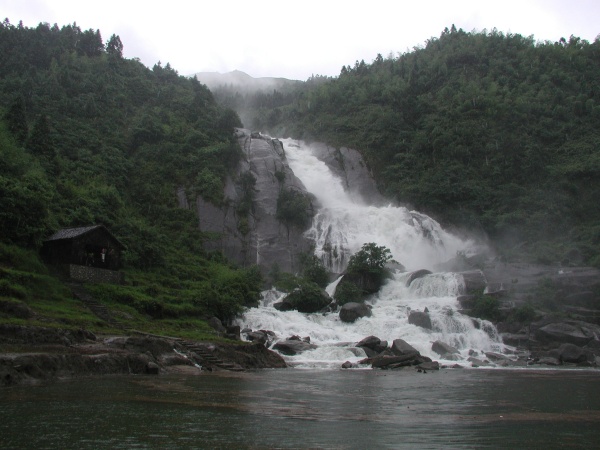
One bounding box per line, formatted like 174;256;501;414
0;324;286;387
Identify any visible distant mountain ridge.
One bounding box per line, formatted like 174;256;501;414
192;70;302;92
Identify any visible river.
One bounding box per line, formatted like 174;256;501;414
1;368;599;449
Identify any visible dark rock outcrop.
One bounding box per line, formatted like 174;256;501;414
431;340;460;356
208;317;227;335
532;319;600;347
360;339;433;369
459;270;487;295
307;142;385;205
408;310;432;330
390;339;420;358
405;269;432;287
339;302;372;323
0;325;287;386
555;343;589;364
356;335;388;355
197;129;313;273
284;286;331;313
339;271;384;296
272;339;317;355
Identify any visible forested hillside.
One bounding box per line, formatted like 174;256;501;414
225;26;600;266
0;19;261;329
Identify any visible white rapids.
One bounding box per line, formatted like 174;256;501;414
236;139;505;368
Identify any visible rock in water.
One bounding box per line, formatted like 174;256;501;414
339;302;372;323
390;339;420;357
408;311;432;330
272;339;317;355
431;340;460;356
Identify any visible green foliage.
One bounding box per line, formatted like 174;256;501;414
470;294;502;322
0;20;266;336
509;303;537;323
195;167;224;205
346;243;392;275
300;254;329;288
273;272;301;293
333;281;363;305
276;188;313;229
236;170;256;216
283;279;330;313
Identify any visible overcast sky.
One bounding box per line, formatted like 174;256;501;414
3;0;599;80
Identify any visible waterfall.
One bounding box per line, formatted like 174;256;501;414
237;139;505;368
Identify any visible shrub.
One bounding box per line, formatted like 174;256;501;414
509;303;536;322
471;295;502;322
334;281;363;305
341;243;394;297
276;188;313;229
301;254;329;288
284;280;331;313
347;243;393;275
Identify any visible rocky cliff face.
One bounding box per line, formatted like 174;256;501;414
308;142;385;206
196;129;313;273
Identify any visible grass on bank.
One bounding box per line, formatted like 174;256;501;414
0;243;245;342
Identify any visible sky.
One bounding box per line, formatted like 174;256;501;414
3;0;599;80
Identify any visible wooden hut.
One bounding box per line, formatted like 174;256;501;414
42;225;125;283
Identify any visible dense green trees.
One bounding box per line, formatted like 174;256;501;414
221;27;600;266
0;19;258;322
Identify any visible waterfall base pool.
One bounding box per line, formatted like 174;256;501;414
2;368;599;449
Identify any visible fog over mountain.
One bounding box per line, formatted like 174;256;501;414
193;70;302;93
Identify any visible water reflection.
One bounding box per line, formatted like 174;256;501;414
1;369;599;449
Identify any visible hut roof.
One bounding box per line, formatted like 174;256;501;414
45;225;125;248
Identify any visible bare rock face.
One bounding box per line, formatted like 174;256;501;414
307;142;385;205
196;129;313;273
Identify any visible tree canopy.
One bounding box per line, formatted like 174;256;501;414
0;19;255;322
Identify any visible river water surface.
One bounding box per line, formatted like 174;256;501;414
2;368;599;449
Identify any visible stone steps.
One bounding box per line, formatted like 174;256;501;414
68;283;131;331
179;341;244;371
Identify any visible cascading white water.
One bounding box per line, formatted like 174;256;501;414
237;139;505;368
282;139;469;272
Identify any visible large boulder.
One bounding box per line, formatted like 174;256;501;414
408;311;432;330
390;339;420;358
284;285;331;313
341;271;384;296
369;354;419;368
533;319;600;347
459;270;487;295
272;339;317;356
339;302;372;323
356;335;381;349
273;299;294;311
554;343;589;364
356;335;387;355
405;269;432;287
208;317;227;335
431;340;460;356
